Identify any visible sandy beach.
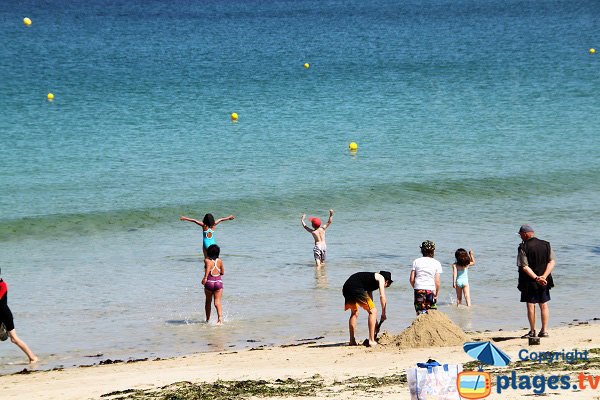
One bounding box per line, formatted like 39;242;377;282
2;320;598;400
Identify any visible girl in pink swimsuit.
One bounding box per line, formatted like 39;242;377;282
202;244;224;324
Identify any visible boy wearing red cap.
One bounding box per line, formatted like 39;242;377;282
301;209;334;267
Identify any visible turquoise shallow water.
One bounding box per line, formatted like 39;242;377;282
1;0;599;373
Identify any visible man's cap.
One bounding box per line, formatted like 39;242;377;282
420;240;435;251
518;224;534;234
309;217;321;228
379;271;393;284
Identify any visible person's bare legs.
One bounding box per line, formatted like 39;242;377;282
463;285;471;307
539;302;549;333
526;303;536;332
315;253;324;268
455;287;462;305
204;289;213;322
367;307;377;347
348;309;359;345
214;289;223;325
8;330;38;363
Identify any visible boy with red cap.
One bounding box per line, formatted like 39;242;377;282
301;209;334;267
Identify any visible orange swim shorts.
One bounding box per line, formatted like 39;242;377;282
343;290;375;312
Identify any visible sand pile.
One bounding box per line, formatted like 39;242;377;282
378;310;467;349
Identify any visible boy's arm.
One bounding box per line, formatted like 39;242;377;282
180;216;204;227
322;209;334;230
375;274;387;322
301;214;314;232
214;215;235;226
469;249;476;266
434;273;440;298
409;270;416;288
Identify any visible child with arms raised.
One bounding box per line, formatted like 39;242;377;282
180;213;235;257
301;209;334;268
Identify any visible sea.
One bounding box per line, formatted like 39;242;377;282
1;0;599;374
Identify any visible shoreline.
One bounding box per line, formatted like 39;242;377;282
2;320;598;400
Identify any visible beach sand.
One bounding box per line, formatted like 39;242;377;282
1;321;598;400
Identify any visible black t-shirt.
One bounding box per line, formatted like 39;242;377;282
343;272;379;293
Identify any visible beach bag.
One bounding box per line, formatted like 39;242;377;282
407;359;463;400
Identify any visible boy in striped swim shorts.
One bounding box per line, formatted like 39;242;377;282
301;209;334;267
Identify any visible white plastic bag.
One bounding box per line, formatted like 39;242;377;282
406;363;463;400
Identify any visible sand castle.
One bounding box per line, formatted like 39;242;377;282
379;310;468;349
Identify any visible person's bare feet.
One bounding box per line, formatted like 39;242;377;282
349;338;358;346
362;339;377;347
29;357;39;364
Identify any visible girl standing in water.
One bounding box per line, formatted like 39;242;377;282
452;248;476;306
180;213;235;257
202;244;224;325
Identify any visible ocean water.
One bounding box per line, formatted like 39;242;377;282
1;0;599;374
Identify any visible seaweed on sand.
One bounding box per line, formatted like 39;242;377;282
101;377;324;400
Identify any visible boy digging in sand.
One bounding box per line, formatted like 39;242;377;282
342;271;393;347
301;209;334;267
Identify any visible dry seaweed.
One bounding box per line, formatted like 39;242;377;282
102;377;323;399
101;372;411;400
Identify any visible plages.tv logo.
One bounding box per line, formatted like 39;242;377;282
457;341;511;399
457;370;492;399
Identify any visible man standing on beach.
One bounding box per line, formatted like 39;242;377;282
342;271;393;347
516;224;555;338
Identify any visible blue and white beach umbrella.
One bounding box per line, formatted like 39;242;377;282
463;341;511;367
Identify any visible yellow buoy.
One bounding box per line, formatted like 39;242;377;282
230;112;238;122
590;48;596;55
23;17;32;26
349;142;358;151
47;93;54;101
304;63;310;69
